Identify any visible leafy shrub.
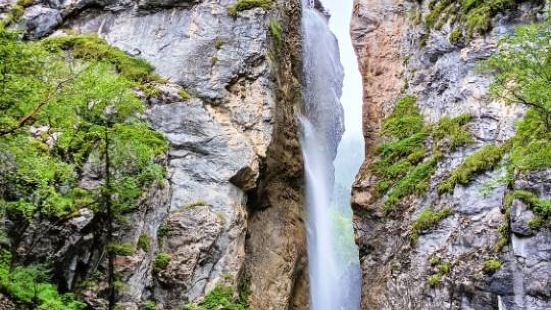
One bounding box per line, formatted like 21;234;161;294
143;301;158;310
182;285;248;310
138;234;151;252
157;224;173;239
423;0;517;37
107;242;135;256
0;250;85;309
153;252;171;271
449;28;463;44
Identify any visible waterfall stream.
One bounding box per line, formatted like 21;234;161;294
300;1;363;309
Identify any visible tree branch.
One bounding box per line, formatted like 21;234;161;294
0;75;79;137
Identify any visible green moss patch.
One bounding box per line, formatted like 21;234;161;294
371;95;472;212
410;207;453;241
423;0;521;37
42;34;160;83
438;142;511;193
227;0;273;17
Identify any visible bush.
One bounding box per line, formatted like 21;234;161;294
138;234;151;252
107;242;135;256
0;251;85;309
182;285;248;310
227;0;273;17
153;252;171;271
157;224;173;239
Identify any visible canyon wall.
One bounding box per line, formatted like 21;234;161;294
352;0;550;309
0;0;306;309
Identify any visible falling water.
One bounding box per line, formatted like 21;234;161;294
299;0;363;309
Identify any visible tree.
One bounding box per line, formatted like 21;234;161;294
481;20;551;130
0;28;167;309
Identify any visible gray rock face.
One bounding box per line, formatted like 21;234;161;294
4;0;280;308
20;5;62;38
352;0;550;309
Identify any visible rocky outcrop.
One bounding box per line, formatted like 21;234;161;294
351;0;550;309
2;0;307;309
244;1;308;309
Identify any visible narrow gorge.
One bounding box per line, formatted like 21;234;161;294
0;0;549;310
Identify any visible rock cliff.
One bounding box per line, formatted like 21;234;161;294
0;0;306;309
352;0;550;309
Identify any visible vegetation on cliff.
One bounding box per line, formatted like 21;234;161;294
422;0;538;37
227;0;273;17
183;285;249;310
370;95;473;213
0;27;167;308
438;18;551;230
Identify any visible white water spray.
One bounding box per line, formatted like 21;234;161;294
299;1;363;309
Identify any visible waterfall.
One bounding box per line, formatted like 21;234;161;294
299;1;363;309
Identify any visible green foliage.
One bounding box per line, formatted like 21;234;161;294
426;273;442;287
107;242;135;256
449;28;463;44
381;95;424;139
153;252;171;271
513;190;551;218
481;21;551;131
214;38;224;50
426;258;452;287
437;261;451;274
371;96;433;210
438;142;511;193
178;89;192;100
0;28;167;221
371;96;473;212
227;0;273;17
268;18;283;47
42;34;160;83
384;158;438;212
0;250;86;309
184;200;208;209
182;285;248;310
143;301;158;310
483;258;502;273
433;113;473;151
423;0;517;36
138;234;151;252
410;207;453;241
509;110;551;171
407;8;422;25
157;224;173;239
527;216;543;230
210;56;218;66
